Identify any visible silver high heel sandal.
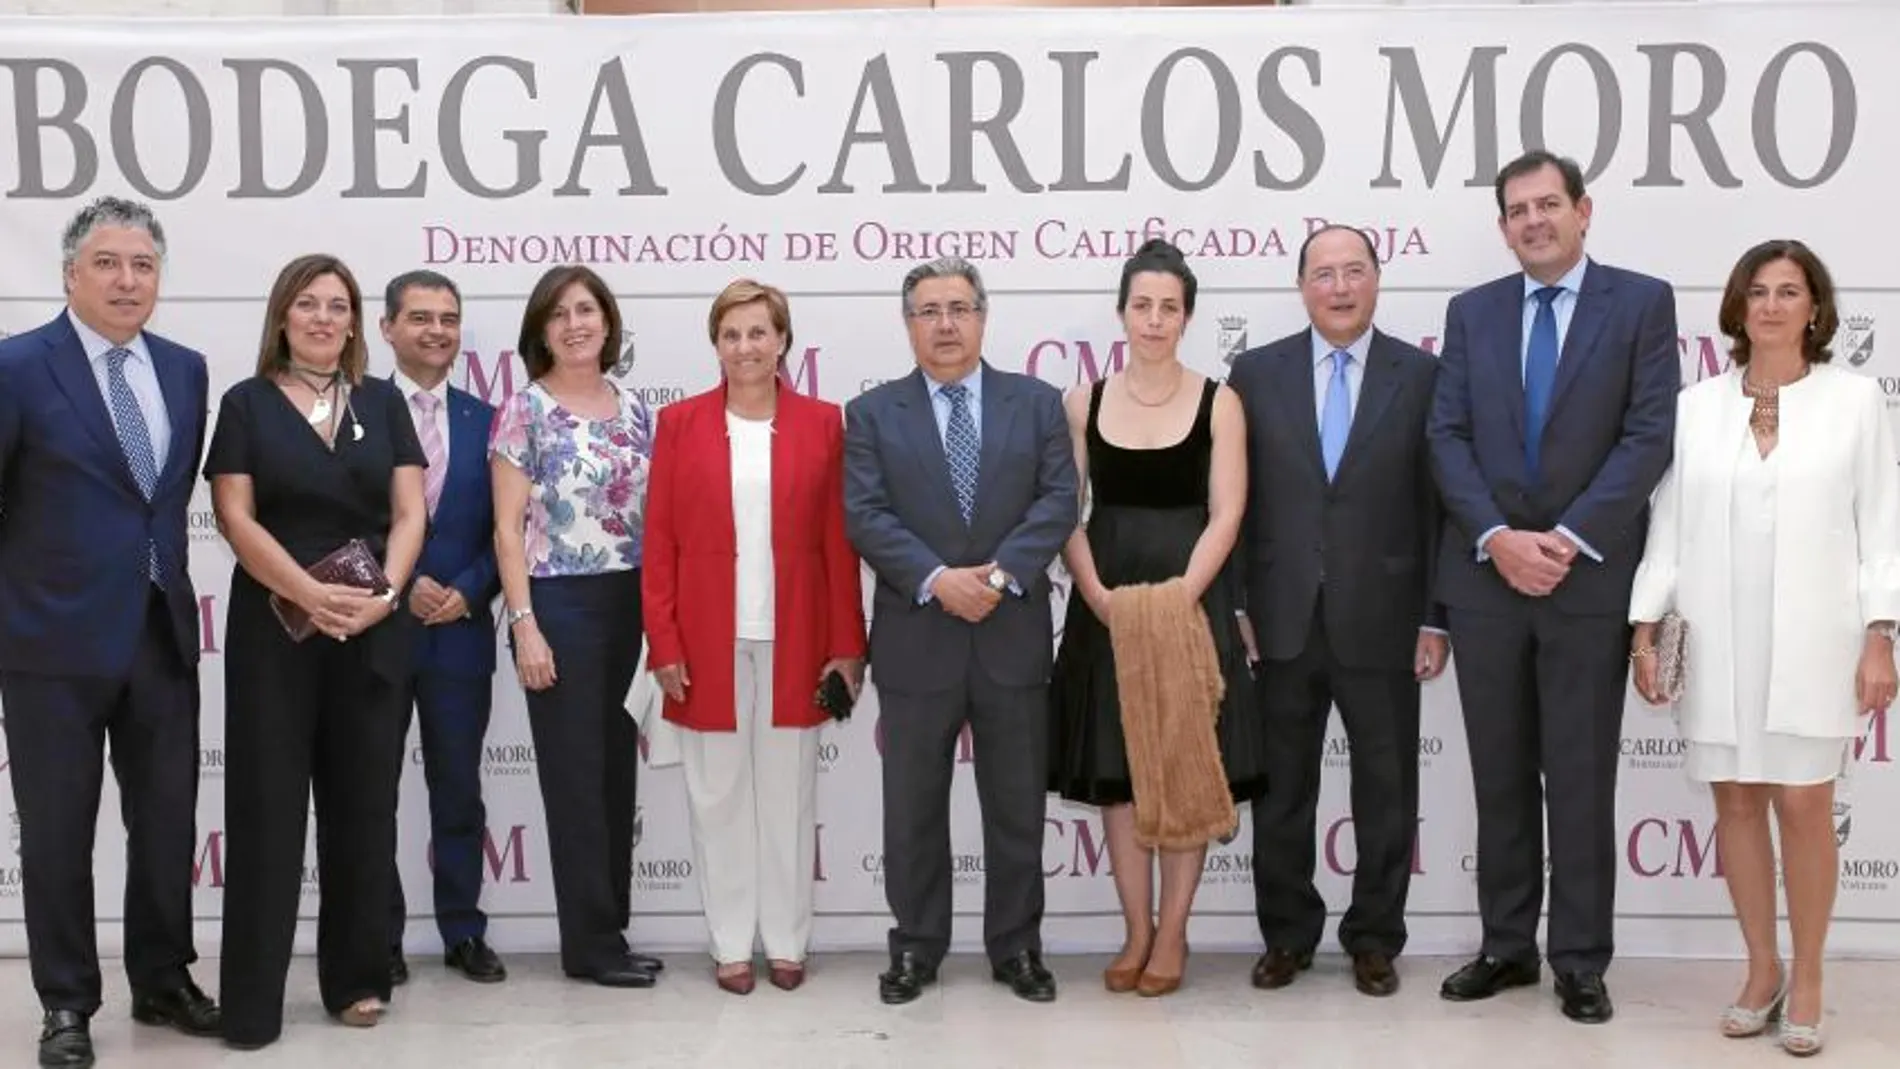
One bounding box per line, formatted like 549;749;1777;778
1719;963;1787;1038
1779;1014;1824;1057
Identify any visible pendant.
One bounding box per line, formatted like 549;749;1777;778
352;423;365;442
308;395;332;426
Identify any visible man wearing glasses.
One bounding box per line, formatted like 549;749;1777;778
844;257;1078;1005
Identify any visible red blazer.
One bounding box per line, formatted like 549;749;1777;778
642;384;867;731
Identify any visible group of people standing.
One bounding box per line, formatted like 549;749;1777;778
0;144;1894;1068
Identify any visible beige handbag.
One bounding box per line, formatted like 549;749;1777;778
1654;610;1689;702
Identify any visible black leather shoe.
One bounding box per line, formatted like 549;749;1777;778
131;979;221;1037
446;937;507;983
1351;952;1400;997
1250;948;1314;990
991;950;1058;1003
1440;954;1540;1001
38;1010;92;1069
878;951;938;1005
626;951;665;973
1555;971;1614;1023
581;959;658;989
389;951;409;987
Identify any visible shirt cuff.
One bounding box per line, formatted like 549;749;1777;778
917;564;947;605
1419;626;1449;636
1555;525;1603;563
1475;525;1507;563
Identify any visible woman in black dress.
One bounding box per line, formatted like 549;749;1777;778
1050;239;1263;997
206;254;427;1048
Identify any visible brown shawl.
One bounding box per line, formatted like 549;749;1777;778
1106;578;1236;850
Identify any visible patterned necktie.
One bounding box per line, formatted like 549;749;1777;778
942;383;979;525
1523;286;1563;477
104;347;162;586
1319;350;1353;480
412;391;447;517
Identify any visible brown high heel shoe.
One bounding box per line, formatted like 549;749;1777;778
715;963;756;996
1103;940;1153;993
1137;946;1188;998
767;960;806;991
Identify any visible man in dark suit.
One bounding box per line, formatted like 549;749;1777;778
1428;151;1679;1023
0;197;221;1067
844;257;1077;1005
379;271;506;987
1231;225;1449;999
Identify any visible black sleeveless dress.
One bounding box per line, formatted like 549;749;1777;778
1049;378;1268;807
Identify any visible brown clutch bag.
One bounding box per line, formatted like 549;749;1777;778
269;538;392;642
1655;610;1689;702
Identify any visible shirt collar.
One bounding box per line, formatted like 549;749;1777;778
1310;327;1374;369
392;366;450;408
924;362;984;403
67;307;151;368
1523;257;1590;303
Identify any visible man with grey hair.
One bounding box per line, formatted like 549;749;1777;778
0;196;220;1067
844;258;1078;1005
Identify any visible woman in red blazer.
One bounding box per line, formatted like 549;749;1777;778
642;279;866;996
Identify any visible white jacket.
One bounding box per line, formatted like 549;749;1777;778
1629;365;1900;743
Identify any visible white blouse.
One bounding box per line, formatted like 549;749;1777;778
728;410;776;641
1630;365;1900;743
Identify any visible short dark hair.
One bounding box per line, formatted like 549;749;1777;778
383;269;462;321
1116;238;1197;316
1494;150;1587;215
1718;240;1838;367
1296;225;1380;279
517;266;623;380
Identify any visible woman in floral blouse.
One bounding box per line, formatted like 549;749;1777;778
490;264;661;988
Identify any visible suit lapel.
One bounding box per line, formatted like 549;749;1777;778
1545;259;1613;426
1275;334;1327;483
152;339;194;491
43;316;141;497
897;369;961;527
1489;281;1528;446
972;363;1017;531
1334;332;1403;482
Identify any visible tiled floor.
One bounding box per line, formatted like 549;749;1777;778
2;953;1896;1067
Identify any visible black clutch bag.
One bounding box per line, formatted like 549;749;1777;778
815;669;856;721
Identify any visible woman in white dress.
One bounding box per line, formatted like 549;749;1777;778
1629;240;1900;1057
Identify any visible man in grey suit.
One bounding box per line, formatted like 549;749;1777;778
1230;225;1448;999
1429;150;1678;1023
844;257;1078;1005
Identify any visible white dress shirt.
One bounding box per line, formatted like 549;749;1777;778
69;309;170;471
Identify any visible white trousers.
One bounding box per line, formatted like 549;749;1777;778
680;640;821;964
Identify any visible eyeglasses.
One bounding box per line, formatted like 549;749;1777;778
1305;265;1373;287
909;302;980;323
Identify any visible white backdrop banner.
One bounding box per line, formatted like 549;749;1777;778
1;3;1897;962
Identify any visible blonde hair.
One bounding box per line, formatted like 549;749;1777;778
707;279;793;363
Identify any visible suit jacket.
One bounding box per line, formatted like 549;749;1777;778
407;381;499;677
1428;259;1680;615
643;384;867;731
1228;328;1444;670
0;312;209;677
844;363;1078;693
1630;366;1900;743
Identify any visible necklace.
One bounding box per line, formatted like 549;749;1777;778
1123;365;1185;408
291;363;342;427
1741;364;1808;438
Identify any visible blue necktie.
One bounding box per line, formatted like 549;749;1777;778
105;347;163;586
1524;286;1562;478
1319;350;1352;480
943;383;979;525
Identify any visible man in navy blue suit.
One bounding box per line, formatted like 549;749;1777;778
0;197;221;1067
379;271;506;986
1428;151;1679;1024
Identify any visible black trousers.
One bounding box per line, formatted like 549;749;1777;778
1251;599;1420;958
390;670;494;949
219;589;406;1047
1448;604;1629;974
521;571;642;977
880;666;1049;966
0;589;199;1014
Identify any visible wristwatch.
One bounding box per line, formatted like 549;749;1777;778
381;588;400;609
986;567;1010;593
506;606;535;627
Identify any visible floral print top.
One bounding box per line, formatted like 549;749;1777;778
490;380;654;576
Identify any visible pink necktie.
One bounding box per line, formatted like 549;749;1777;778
412;391;446;517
